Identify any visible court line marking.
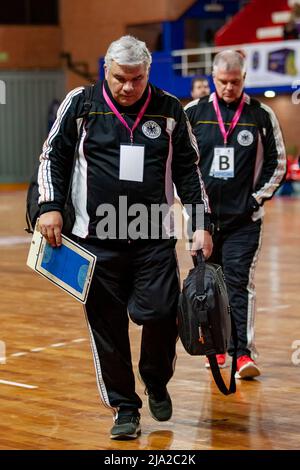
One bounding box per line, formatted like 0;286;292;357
10;352;29;357
257;304;290;312
0;338;88;386
0;236;31;246
0;379;38;389
7;338;88;361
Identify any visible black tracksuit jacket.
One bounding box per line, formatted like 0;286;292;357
38;80;210;239
185;93;286;230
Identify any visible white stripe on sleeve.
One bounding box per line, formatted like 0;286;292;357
38;87;84;204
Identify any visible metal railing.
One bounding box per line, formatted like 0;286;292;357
172;44;244;76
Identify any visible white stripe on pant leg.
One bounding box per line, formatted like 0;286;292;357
246;223;264;360
83;306;116;415
172;247;180;369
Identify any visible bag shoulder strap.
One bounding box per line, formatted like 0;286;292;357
207;321;237;396
194;251;237;396
80;84;94;117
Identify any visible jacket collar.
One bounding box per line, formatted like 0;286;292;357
209;91;251;106
103;80;150;114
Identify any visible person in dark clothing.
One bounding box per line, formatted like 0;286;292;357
37;35;212;439
185;50;286;379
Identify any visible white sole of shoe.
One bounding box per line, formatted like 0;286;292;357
235;362;261;379
205;361;228;369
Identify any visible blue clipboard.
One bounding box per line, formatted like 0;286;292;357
27;226;96;303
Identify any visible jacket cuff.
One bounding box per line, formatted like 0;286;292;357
39;203;63;215
203;213;212;231
252;193;263;207
191;213;211;233
249;195;261;211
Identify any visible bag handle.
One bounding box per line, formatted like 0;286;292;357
192;250;206;301
192;250;237;395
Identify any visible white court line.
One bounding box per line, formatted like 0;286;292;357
1;338;88;388
10;352;29;357
0;236;31;247
0;379;38;389
8;338;88;361
258;305;290;312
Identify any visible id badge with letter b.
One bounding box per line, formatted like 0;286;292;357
210;147;234;179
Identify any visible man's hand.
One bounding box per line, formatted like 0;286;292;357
190;229;213;259
39;211;63;247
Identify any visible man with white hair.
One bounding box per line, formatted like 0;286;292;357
186;50;286;379
37;35;212;439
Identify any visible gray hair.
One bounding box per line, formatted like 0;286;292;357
104;35;152;71
213;50;246;75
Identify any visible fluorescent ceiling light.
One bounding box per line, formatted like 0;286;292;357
264;90;276;98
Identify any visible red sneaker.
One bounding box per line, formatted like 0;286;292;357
235;355;261;379
205;353;227;369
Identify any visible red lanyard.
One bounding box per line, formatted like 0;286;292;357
103;84;151;144
213;92;245;145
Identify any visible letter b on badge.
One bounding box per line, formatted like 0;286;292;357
220;155;230;171
212;147;235;178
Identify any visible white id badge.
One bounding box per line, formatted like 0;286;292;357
119;144;145;182
210;147;235;178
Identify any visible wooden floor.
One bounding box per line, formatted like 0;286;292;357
0;192;300;450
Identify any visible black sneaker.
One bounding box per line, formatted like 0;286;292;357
148;389;172;422
110;415;141;440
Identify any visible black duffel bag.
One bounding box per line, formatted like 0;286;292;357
178;251;237;395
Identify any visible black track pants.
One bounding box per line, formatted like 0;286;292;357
209;220;263;358
80;239;179;414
